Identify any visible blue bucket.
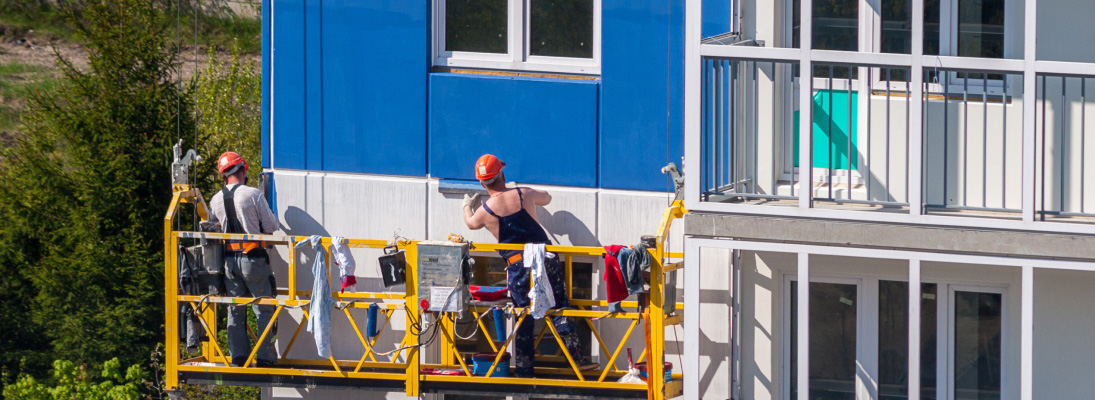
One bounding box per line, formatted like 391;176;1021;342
471;352;510;377
636;361;672;383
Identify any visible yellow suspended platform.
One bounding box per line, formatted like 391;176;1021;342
164;186;686;399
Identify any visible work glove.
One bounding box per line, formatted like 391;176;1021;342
462;193;481;210
341;275;357;293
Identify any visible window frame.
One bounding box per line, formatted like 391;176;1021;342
433;0;602;75
779;273;1009;400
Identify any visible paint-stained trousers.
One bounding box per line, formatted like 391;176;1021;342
225;251;278;366
507;253;586;377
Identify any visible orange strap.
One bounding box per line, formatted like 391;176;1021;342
227;241;265;253
507;253;522;265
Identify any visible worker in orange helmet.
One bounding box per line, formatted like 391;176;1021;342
209;151;280;367
462;154;597;377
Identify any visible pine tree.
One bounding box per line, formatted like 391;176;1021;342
0;0;192;375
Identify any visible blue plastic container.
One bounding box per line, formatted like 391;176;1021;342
636;361;673;383
471;352;510;377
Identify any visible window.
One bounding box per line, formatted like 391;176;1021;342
788;279;860;400
783;276;1006;400
435;0;601;75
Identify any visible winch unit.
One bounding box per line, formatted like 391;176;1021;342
415;241;471;313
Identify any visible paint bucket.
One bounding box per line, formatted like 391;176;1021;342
471;352;511;377
635;361;672;383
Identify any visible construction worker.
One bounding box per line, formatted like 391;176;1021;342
462;154;596;377
209;151;279;367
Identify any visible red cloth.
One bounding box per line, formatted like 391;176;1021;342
603;245;629;303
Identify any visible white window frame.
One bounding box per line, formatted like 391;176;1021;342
946;284;1008;400
433;0;602;75
780;274;866;400
779;273;1009;400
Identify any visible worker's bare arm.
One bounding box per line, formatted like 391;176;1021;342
463;205;486;230
525;187;552;206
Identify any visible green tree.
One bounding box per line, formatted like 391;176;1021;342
0;0;192;379
191;43;262;195
3;358;145;400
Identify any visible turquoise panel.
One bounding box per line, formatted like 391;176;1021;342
793;89;859;170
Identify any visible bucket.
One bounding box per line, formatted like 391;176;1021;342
635;361;672;383
471;352;511;377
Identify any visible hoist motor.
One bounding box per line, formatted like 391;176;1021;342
416;241;472;313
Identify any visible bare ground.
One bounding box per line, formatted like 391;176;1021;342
0;25;259;144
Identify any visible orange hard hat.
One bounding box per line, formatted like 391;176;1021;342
475;154;505;180
217;151;249;176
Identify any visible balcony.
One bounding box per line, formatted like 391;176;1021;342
689;48;1095;234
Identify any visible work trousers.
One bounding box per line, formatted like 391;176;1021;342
225;251;278;366
507;254;586;377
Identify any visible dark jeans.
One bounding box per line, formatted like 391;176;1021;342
506;253;586;377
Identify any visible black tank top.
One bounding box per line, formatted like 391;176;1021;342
481;187;550;259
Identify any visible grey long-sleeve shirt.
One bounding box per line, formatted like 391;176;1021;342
209;183;279;235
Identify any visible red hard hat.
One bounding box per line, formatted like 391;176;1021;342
475;154;505;180
217;151;248;176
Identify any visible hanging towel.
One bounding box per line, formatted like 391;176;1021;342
330;236;357;292
296;235;332;358
603;245;629;304
525;243;555;319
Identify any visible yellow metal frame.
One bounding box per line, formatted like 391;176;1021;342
164;185;687;399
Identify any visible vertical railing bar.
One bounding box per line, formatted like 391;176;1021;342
791;63;797;198
1002;75;1008;209
731;60;738;194
701;59;708;198
1041;74;1048;220
867;67;873;201
886;68;892;203
1082;77;1087;214
715;60;722;194
905;68;911;204
1060;76;1068;213
829;65;835;200
748;60;757;193
983;75;988;208
943;71;950;206
847;66;853;200
963;72;972;207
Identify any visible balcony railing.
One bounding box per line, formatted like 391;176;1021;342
692;47;1095;232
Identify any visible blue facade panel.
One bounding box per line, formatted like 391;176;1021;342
703;0;733;38
320;1;429;176
261;0;270;168
428;73;599;187
270;0;306;169
600;0;685;191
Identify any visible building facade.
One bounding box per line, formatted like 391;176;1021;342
259;1;733;399
683;0;1095;399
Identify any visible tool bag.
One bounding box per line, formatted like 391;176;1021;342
178;246;207;352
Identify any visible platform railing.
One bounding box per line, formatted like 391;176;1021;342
163;188;686;399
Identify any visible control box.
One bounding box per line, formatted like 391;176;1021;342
416;241;471;313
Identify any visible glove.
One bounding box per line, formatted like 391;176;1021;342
341;275;357;293
462;193;481;210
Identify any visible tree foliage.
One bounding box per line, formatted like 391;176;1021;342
190;43;262;195
0;0;191;382
2;359;145;400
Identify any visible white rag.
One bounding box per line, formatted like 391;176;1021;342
525;243;555;319
296;235;332;358
330;235;356;291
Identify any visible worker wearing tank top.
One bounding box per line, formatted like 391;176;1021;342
463;154;596;377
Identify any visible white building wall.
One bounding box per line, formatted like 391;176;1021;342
262;169;722;400
729;250;1030;400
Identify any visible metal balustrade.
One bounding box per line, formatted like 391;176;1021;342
1036;74;1095;222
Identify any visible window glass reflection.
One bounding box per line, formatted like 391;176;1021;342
790;281;858;400
445;0;508;54
878;281;938;400
953;291;1002;400
529;0;594;58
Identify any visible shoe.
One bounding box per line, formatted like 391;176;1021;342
255;359;277;368
229;356;247;367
